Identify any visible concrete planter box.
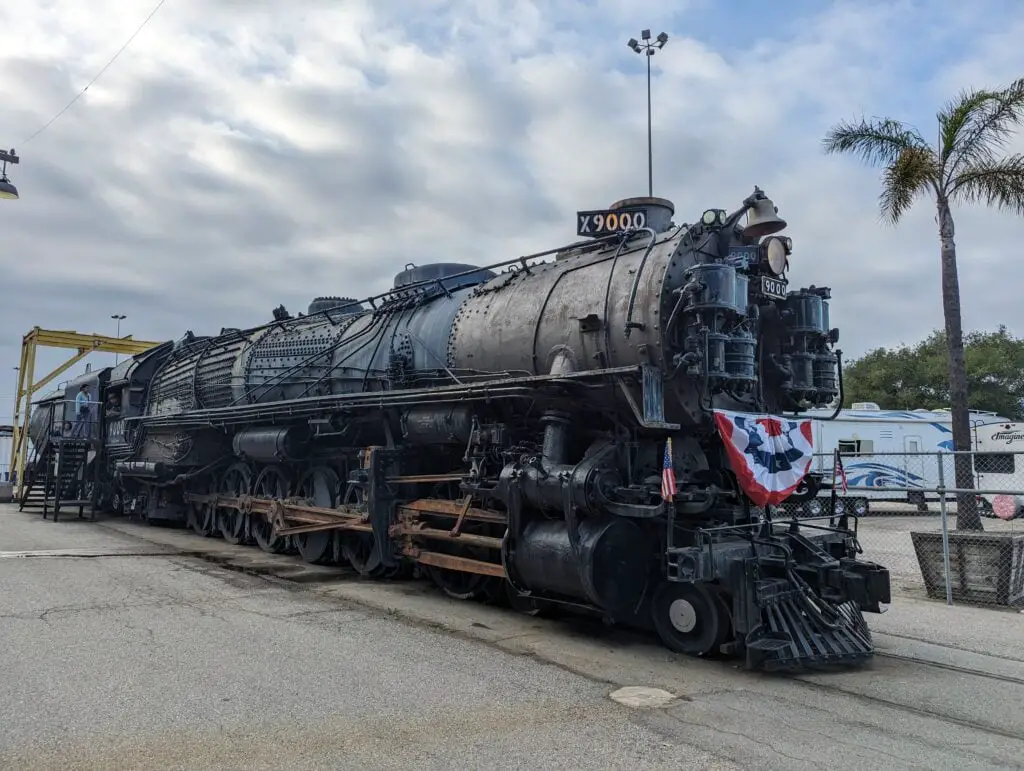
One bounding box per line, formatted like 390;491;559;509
911;530;1024;608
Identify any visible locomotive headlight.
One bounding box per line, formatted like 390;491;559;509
764;237;789;275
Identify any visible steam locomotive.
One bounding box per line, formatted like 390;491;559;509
27;187;891;671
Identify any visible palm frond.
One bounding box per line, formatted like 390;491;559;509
950;153;1024;216
822;116;928;167
937;88;996;164
879;146;939;225
944;78;1024;178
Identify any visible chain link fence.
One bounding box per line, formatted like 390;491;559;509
776;450;1024;610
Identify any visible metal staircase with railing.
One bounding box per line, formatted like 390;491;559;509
18;438;96;521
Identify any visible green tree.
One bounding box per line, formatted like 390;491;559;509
844;326;1024;420
823;78;1024;531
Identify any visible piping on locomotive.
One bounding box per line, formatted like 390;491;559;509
26;186;891;671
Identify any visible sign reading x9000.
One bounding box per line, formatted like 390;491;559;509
576;208;647;237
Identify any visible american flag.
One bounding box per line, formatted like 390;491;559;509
661;437;677;501
833;449;848;493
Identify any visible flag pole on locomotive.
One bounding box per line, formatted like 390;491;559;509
830;447;848;527
661;436;678;550
661;436;677;503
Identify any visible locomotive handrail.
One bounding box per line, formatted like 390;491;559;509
621;227;659;338
529;233;640;373
131;365;645;430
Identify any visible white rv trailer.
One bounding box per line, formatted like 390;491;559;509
794;402;1024;518
971;419;1024;519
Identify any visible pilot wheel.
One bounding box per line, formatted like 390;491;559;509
651;580;730;657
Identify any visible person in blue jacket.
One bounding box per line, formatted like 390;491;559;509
70;385;91;439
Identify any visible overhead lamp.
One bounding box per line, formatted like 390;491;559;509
0;176;17;200
0;148;20;200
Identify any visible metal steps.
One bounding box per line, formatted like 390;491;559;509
18;439;96;521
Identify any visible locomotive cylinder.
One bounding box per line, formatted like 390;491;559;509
512;518;651;616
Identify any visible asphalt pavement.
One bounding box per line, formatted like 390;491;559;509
2;503;1023;770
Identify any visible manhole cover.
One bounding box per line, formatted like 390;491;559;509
609;686;678;708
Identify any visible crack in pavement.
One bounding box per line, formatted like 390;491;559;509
1;586;371;631
0;548;190;559
1;593;233;625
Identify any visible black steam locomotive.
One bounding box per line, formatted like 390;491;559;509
26;187;890;671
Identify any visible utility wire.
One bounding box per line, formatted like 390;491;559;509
19;0;170;146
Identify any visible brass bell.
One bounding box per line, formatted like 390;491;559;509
742;196;787;239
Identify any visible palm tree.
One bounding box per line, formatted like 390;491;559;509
822;77;1024;531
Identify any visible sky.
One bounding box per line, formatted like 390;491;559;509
1;0;1023;426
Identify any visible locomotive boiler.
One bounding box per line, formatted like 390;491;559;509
31;185;891;671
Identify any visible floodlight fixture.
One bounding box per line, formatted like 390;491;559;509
626;30;669;196
0;148;19;200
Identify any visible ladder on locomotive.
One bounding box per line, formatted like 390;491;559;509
18;438;95;521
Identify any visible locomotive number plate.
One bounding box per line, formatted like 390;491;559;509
760;275;787;299
576;208;647;237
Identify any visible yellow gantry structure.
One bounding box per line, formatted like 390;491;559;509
9;326;163;498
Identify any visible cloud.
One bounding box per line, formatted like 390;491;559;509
1;0;1023;421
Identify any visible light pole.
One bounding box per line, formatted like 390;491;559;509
0;148;19;200
627;30;668;197
111;314;126;364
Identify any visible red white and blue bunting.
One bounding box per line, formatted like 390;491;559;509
712;409;814;507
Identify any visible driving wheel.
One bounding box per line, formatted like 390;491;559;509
251;465;292;554
293;466;338;564
217;462;251;545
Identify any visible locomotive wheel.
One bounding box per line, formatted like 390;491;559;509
651;581;728;657
293;466;338;565
186;478;215;536
424;520;503;601
343;529;407;579
426;566;496;601
251;465;292;554
187;500;215;537
217;463;252;545
339;485;407;579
